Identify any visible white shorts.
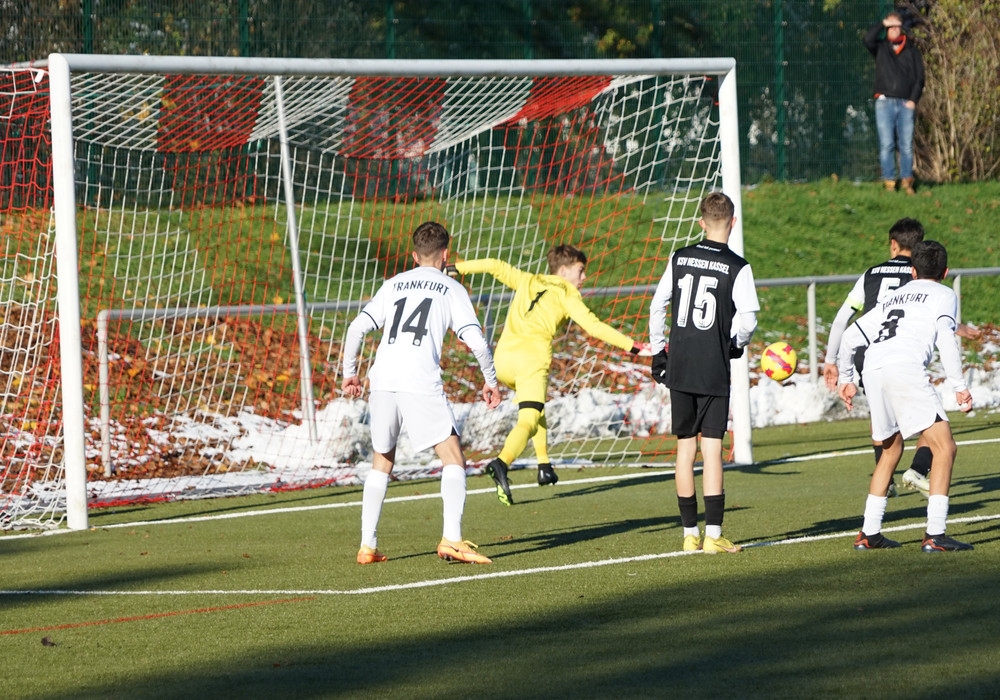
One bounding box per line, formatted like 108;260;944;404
368;390;458;454
862;366;948;441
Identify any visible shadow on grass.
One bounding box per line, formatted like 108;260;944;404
489;516;670;558
22;555;1000;699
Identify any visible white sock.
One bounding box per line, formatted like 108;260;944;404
683;526;700;538
360;470;390;549
862;494;888;536
926;494;949;536
705;525;722;540
440;464;466;543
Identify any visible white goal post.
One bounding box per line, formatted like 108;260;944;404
10;54;748;531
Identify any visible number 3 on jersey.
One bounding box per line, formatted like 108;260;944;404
875;308;904;342
388;297;431;346
676;273;718;330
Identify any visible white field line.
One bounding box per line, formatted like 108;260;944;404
1;436;997;598
1;468;680;536
9;435;995;534
3;512;999;598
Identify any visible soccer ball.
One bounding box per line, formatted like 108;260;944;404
760;342;797;381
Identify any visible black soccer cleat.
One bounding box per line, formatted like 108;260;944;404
853;531;902;550
537;463;558;486
921;533;974;552
485;458;513;506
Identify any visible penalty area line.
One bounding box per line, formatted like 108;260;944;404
4;512;998;599
2;435;995;539
761;435;1000;465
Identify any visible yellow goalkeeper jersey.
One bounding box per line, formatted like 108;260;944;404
456;258;635;364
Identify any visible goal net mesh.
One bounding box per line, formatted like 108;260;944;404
0;62;726;529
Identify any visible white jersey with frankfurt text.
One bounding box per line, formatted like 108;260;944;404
838;278;966;392
342;266;497;395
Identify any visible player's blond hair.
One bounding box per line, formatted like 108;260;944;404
412;221;450;256
547;244;587;274
700;192;735;222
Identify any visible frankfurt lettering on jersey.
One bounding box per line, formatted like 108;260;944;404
675;255;730;275
882;290;928;309
393;279;451;295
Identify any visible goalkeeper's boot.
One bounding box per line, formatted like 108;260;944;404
921;533;973;553
902;468;930;496
537;463;559;486
437;538;492;564
853;531;901;550
682;534;702;552
356;545;387;565
702;536;742;554
485;458;514;506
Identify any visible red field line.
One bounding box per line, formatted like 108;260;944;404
0;596;315;637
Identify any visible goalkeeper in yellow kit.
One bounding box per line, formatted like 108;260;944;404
455;244;652;505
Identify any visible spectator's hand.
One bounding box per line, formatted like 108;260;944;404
838;382;857;411
483;383;502;409
904;100;916;110
956;389;973;413
651;349;669;386
728;339;745;359
633;342;654;357
957;323;981;340
823;363;840;392
342;375;363;398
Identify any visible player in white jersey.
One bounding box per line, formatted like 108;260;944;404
838;240;974;552
824;218;979;496
342;221;502;565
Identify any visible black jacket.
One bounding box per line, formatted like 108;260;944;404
863;22;925;103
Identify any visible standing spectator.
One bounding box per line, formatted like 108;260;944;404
342;221;502;565
649;192;759;554
864;11;925;194
838;240;974;552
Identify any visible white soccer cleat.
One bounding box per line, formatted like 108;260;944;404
902;468;930;496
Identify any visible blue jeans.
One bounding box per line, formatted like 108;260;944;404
875;97;915;181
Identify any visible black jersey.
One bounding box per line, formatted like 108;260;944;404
652;240;758;396
851;255;913;314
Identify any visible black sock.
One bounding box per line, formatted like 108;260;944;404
677;494;698;529
910;447;932;477
872;444;883;466
704;493;726;527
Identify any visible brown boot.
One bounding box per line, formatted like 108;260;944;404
884;179;896;192
901;177;915;195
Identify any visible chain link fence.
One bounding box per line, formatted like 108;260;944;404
5;0;900;183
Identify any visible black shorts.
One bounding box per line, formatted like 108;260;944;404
853;346;866;391
669;389;729;440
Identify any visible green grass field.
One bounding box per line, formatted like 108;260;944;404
3;409;1000;698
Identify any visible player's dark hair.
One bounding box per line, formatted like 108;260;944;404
700;191;735;222
911;240;948;280
547;244;587;273
888;217;924;251
412;221;450;256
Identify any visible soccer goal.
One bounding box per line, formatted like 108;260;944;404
0;55;748;530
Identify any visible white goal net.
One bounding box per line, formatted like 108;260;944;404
1;55;747;530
